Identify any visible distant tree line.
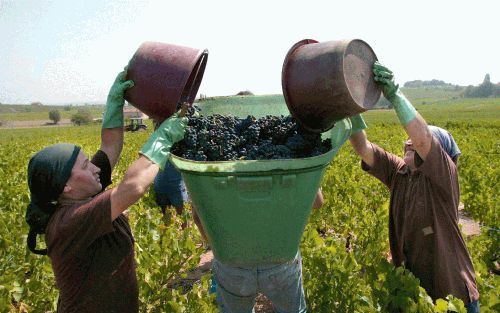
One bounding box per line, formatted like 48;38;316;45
236;90;254;96
403;80;461;90
463;74;500;98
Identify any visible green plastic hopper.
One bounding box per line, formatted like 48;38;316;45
170;99;352;266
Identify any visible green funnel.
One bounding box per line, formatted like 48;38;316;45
170;118;351;266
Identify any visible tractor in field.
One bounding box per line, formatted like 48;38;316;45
124;117;147;132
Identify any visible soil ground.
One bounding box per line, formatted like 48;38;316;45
458;203;481;237
0;119;73;128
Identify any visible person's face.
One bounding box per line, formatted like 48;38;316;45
63;151;102;199
403;139;416;169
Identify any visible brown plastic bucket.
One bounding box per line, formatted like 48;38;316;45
282;39;380;133
125;41;208;121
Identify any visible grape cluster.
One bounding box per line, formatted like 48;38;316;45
176;102;201;116
171;113;332;161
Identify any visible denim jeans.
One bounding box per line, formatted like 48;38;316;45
212;252;306;313
466;300;480;313
153;162;188;208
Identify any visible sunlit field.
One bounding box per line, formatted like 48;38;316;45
0;95;498;312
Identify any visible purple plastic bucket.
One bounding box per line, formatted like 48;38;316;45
282;39;380;133
125;41;208;122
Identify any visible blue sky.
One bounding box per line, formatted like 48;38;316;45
1;0;499;104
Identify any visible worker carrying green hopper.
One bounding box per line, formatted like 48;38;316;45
170;111;353;312
209;190;325;312
349;62;479;312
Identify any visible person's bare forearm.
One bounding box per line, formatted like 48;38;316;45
349;130;375;168
403;114;432;161
100;127;124;170
110;156;159;220
312;189;324;209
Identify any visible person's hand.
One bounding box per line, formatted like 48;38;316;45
373;61;399;100
140;110;188;170
102;67;134;128
373;61;417;125
349;114;367;135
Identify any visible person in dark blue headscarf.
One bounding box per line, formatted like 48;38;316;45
25;67;188;313
26;143;81;254
348;62;479;313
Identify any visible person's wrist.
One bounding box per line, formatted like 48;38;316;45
390;91;417;125
140;136;171;170
350;115;367;135
102;103;124;128
381;83;398;101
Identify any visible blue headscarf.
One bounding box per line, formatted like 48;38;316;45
26;143;81;254
428;125;461;162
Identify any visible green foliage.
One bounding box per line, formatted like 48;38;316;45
302;226;378;312
196;94;290;118
0;98;498;311
48;109;61;124
465;230;500;313
70;109;93;125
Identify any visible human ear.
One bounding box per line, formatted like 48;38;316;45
63;185;72;194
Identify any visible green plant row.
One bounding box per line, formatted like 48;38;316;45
0;100;498;312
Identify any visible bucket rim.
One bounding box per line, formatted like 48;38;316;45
170;147;335;174
281;39;322;132
125;41;209;121
342;39;381;110
136;41;207;88
180;49;209;106
281;38;380;133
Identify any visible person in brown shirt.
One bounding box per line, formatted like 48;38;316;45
25;68;189;312
347;62;479;312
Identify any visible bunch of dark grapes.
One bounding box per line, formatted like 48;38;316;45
176;102;202;116
171;111;332;161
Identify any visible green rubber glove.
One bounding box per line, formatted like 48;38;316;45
349;114;367;135
102;67;134;129
139;113;188;170
373;61;417;126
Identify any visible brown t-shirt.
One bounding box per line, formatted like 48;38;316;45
45;150;138;313
362;138;479;304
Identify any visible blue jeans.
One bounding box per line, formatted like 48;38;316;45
212;252;306;313
153;162;188;208
466;300;480;313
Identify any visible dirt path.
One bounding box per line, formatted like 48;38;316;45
0;118;72;129
458;203;481;237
